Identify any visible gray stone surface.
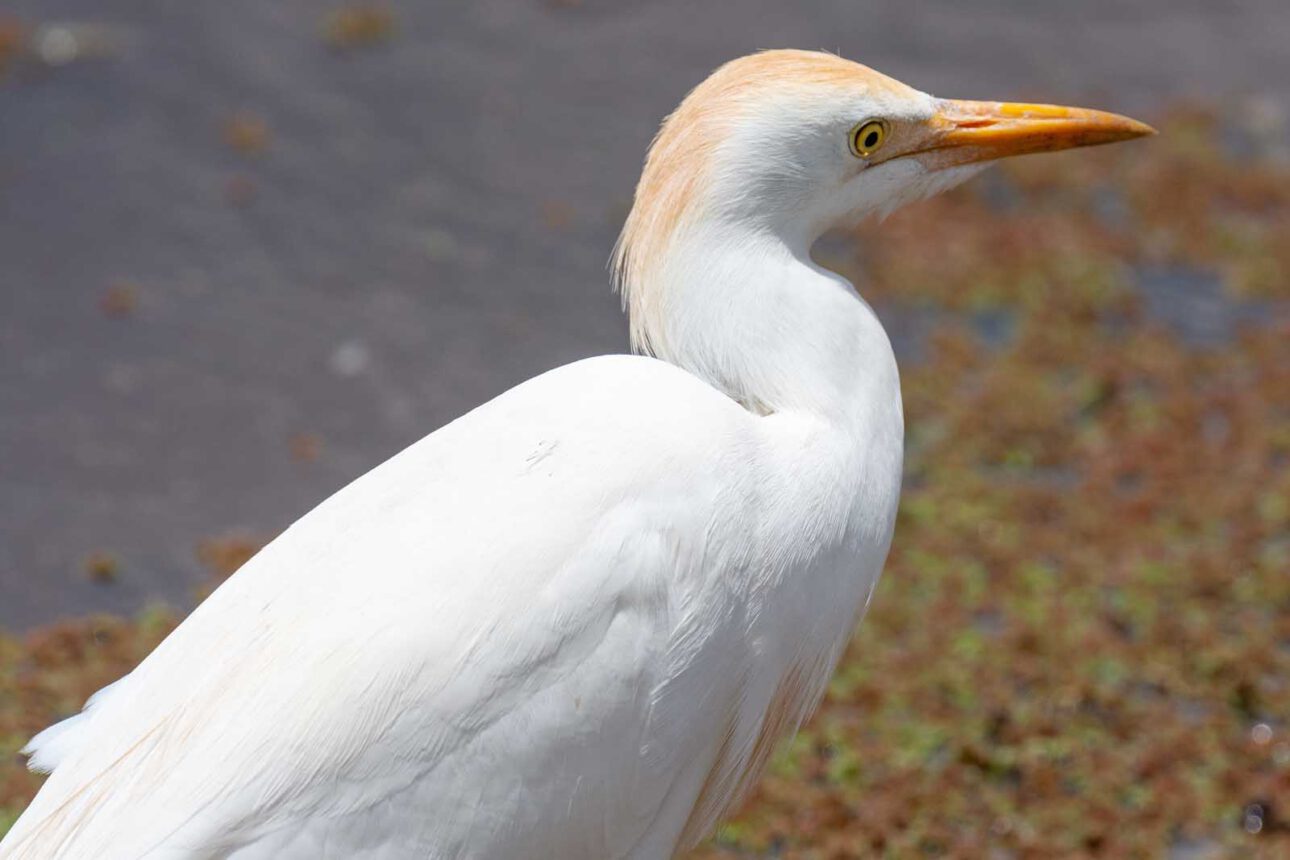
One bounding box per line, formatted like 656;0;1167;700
3;0;1288;626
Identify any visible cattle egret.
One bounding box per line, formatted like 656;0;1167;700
0;50;1151;859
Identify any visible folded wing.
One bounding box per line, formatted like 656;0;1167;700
0;356;760;860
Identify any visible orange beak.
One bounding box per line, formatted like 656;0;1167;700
917;99;1155;168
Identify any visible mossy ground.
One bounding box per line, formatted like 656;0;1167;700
3;109;1288;857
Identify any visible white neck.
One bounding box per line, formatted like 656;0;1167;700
636;221;902;435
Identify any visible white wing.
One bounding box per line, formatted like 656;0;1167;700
0;355;775;860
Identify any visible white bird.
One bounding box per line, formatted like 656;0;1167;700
0;50;1150;859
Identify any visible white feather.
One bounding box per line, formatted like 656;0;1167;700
1;352;900;859
1;51;936;859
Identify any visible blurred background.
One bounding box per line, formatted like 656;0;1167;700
2;1;1288;856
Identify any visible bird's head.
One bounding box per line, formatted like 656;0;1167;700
615;50;1153;355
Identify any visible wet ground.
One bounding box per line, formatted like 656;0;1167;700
3;0;1290;627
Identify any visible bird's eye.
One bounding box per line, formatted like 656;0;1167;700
849;120;888;158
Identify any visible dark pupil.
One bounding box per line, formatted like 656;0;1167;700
863;130;880;149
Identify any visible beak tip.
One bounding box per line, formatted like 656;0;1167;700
1122;116;1158;139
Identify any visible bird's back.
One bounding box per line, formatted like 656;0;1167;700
1;354;885;860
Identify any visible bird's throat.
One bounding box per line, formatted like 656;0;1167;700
632;227;901;427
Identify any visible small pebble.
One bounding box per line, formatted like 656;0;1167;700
100;282;139;318
83;551;119;584
330;340;370;377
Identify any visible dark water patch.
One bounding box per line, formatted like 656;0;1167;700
976;463;1081;491
1091;185;1132;230
875;300;1016;363
973;169;1024;214
1169;836;1223;860
1132;265;1281;347
970;308;1016;348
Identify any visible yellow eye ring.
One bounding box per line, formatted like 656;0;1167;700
850;120;888;158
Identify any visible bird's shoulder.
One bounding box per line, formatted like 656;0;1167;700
283;353;757;577
423;352;751;474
